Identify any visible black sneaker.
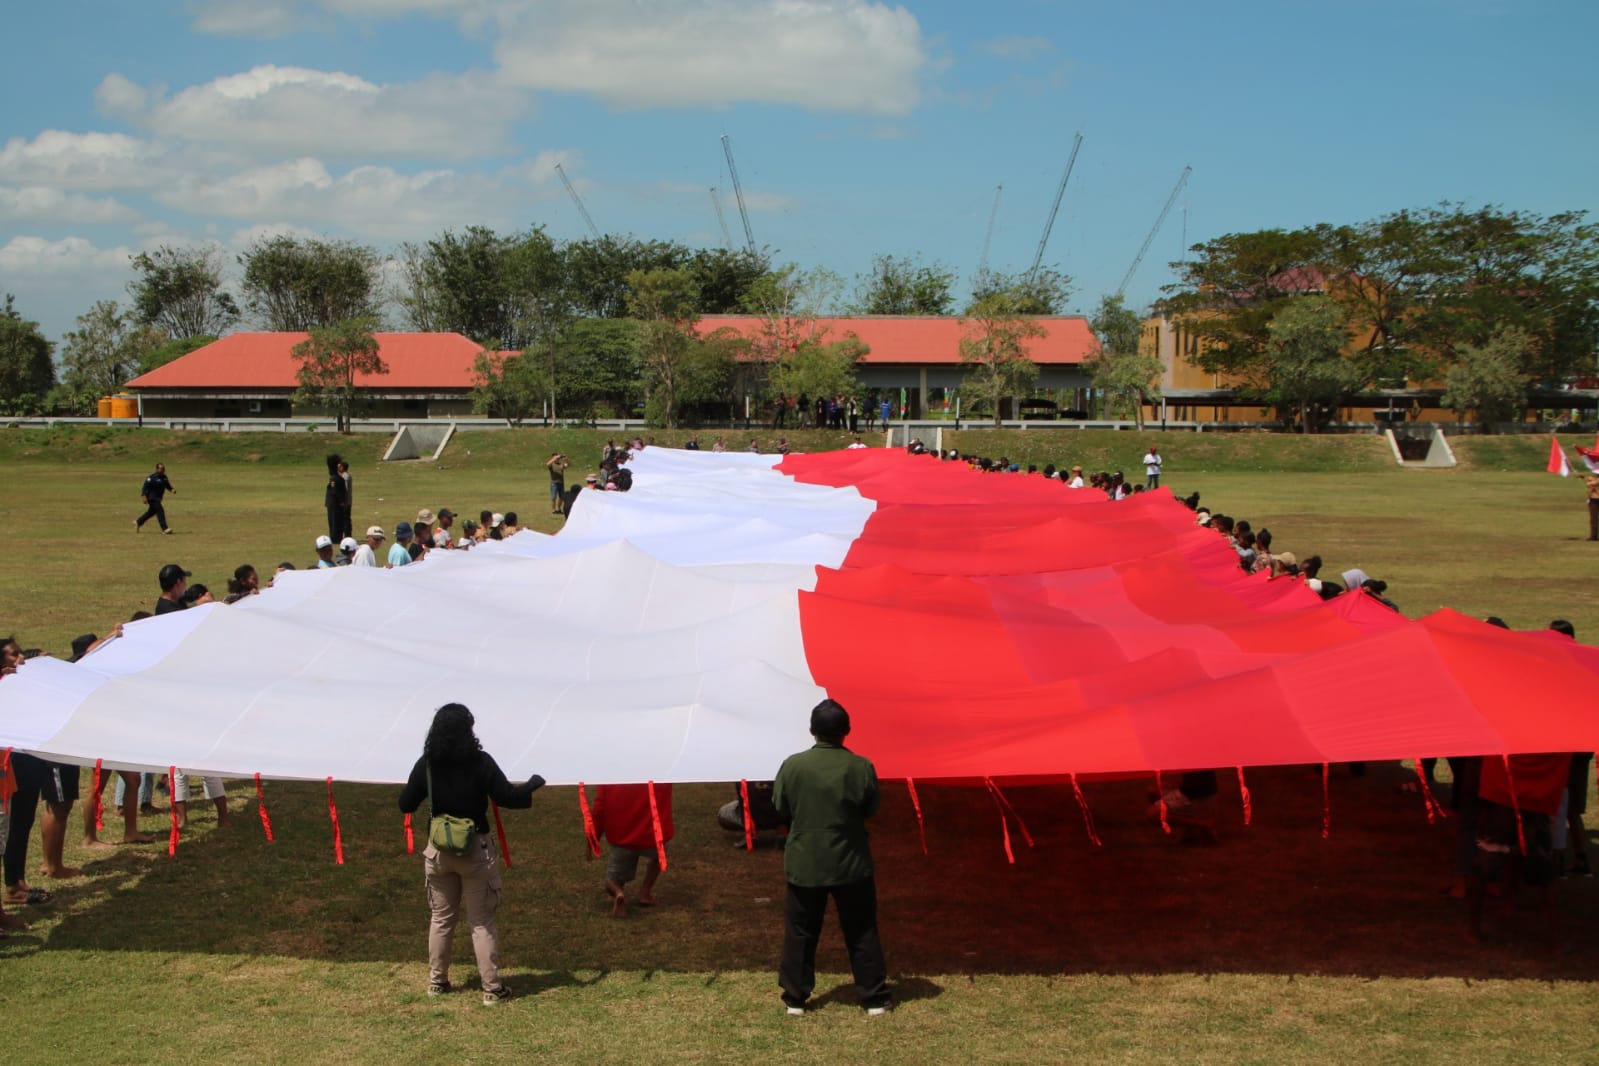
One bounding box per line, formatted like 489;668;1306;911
427;979;451;997
482;985;513;1005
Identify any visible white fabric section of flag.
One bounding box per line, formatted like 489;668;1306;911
0;450;876;785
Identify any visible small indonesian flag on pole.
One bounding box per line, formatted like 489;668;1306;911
1548;435;1570;477
1576;439;1599;475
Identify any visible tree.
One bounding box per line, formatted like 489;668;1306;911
471;350;545;426
968;266;1072;315
59;300;164;413
627;268;703;428
959;290;1044;425
1442;327;1532;431
292;318;387;432
239;236;384;331
127;245;239;339
542;317;640;419
769;336;866;408
399;226;569;352
0;295;56;415
1088;295;1163;427
738;264;845;406
687;246;772;313
1263;297;1359;433
851;254;955;315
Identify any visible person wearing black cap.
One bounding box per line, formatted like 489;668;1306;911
154;564;191;615
772;698;891;1016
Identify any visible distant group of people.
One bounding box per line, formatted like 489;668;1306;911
772;393;895;433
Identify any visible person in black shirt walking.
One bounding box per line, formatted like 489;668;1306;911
135;462;176;533
398;703;545;1004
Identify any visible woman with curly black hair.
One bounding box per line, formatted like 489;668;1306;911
398;703;545;1004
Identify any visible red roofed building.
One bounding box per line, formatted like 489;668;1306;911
699;314;1099;417
124;332;484;419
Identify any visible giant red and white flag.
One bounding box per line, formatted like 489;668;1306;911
1;448;1597;786
1549;435;1571;476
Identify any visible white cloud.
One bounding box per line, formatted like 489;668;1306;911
98;65;527;162
0;186;141;225
154;156;566;240
187;0;928;115
0;131;170;191
494;0;926;115
0;235;133;277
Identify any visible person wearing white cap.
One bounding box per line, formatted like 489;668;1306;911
314;535;336;569
336;536;359;566
352;526;385;568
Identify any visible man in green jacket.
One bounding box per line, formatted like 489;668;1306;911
772;699;890;1016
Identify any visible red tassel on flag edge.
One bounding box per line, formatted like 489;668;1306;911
491;802;512;867
577;783;601;857
254;773;274;842
739;779;755;852
1500;755;1527;857
326;777;344;865
906;778;929;855
404;812;414;855
646;781;667;873
1154;770;1171;835
1321;763;1331;839
1069;773;1102;847
1235;766;1253;827
93;758;105;832
167;767;180;857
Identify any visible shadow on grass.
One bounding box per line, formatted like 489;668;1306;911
31;770;1599;983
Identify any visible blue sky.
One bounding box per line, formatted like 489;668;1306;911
2;0;1595;346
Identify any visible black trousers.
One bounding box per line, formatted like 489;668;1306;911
337;506;353;541
136;500;168;530
779;876;889;1008
327;506;342;545
4;752;49;886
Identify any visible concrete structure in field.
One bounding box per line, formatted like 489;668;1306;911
124;332;484;420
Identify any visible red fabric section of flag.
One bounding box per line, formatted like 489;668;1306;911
404;812;414;855
254;772;273;842
491;801;512;868
646;781;668;873
326;777;344;865
577;783;600;857
2;747;14;815
1070;772;1102;847
93;759;104;832
906;778;928;854
739;779;755;852
1235;766;1252;826
775;450;1599;789
168;767;180;857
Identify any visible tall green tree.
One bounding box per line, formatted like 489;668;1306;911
851;254;955;315
1442;327;1533;432
59;300;164;413
1088;294;1163;427
291;318;387;432
738;264;845;406
471;350;545;426
127;245;238;339
968;266;1072;315
0;295;56;415
399;226;569;352
687;246;772;313
959;290;1044;426
1263;297;1359;433
240;236;384;331
627;268;703;428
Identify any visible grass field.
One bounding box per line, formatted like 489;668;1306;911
2;426;1598;1065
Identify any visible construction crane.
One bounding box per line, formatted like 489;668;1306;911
976;184;1002;278
1116;165;1192;299
554;162;600;240
1028;132;1082;284
709;187;733;249
720;133;757;255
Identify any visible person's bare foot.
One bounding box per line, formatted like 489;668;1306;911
120;833;157;845
612;893;627;918
40;865;82;880
82;838;117;850
637;894;658;907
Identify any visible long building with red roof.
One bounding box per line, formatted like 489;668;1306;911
124;332;485;419
124;317;1100;421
